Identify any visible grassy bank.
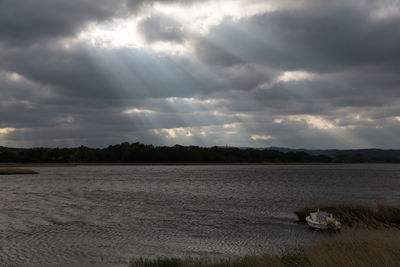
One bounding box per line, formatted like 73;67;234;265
129;230;400;267
295;204;400;228
0;168;38;175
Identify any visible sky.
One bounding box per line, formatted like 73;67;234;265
0;0;400;149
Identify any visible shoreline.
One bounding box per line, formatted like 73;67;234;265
0;168;38;175
0;162;394;167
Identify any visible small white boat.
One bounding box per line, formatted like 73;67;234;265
306;209;341;231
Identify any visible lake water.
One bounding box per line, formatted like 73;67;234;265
1;164;400;266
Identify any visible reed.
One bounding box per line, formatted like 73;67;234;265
305;230;400;266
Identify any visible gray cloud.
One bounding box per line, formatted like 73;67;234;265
126;0;206;10
0;44;213;105
1;0;400;148
0;0;203;46
0;0;125;45
196;2;400;72
194;38;242;67
138;13;185;43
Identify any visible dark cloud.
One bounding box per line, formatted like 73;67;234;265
0;0;203;46
0;0;124;45
1;0;400;148
194;38;242;66
196;2;400;71
0;44;214;106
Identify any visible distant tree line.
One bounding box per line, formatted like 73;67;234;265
1;142;399;163
332;153;400;163
0;142;333;163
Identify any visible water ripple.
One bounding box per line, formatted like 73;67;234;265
1;164;400;266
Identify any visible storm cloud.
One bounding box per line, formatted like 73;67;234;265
0;0;399;148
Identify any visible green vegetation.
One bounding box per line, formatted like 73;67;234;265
0;142;331;164
295;204;400;228
0;168;38;175
129;230;400;267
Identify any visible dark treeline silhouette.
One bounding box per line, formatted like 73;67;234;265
270;147;400;163
0;142;333;163
1;142;398;163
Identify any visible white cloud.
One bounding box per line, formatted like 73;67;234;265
287;115;336;130
0;128;16;135
153;127;196;139
152;0;282;34
369;0;400;20
276;71;316;83
123;108;157;115
77;0;303;54
164;97;226;105
223;123;238;129
250;134;273;141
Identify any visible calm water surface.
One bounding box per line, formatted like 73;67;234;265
1;164;400;266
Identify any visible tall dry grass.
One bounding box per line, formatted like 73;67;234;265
130;229;400;267
305;229;400;266
130;252;309;267
130;255;286;267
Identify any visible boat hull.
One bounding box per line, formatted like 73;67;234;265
306;216;329;230
306;216;341;231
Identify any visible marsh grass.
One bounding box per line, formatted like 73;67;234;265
305;229;400;266
129;253;306;267
0;168;38;175
295;204;400;228
129;230;400;267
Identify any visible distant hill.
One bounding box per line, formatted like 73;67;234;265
268;147;400;163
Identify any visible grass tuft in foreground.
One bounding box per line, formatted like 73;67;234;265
305;230;400;266
129;230;400;267
0;168;38;175
295;204;400;228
